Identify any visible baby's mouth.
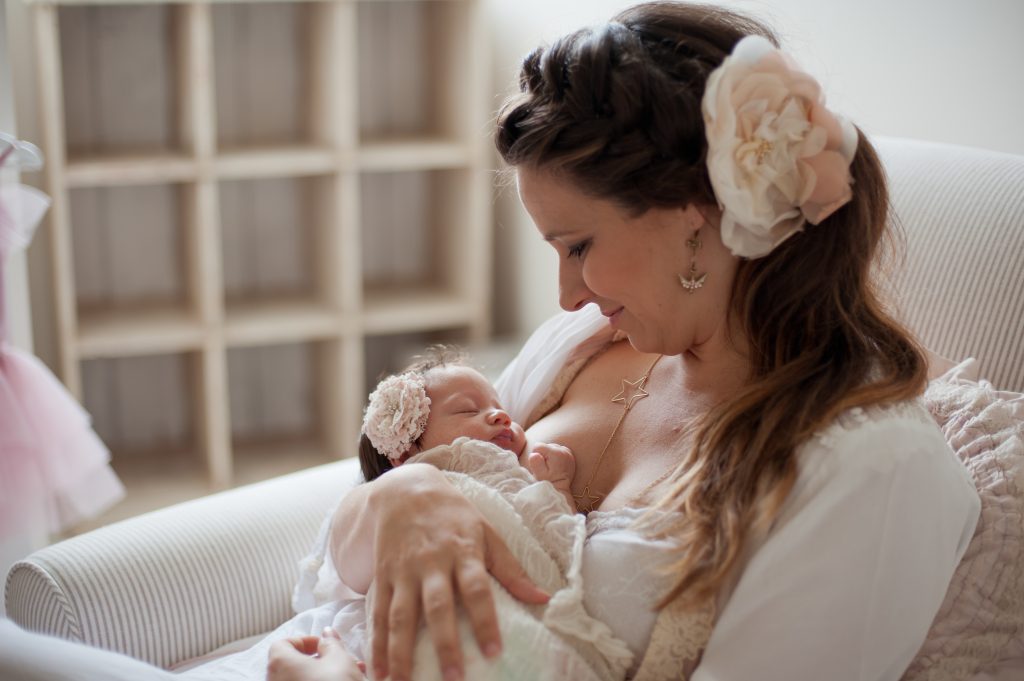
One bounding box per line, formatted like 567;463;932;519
491;429;514;448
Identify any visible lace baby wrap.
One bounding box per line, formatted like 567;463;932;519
361;437;635;681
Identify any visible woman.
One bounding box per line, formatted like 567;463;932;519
281;2;981;680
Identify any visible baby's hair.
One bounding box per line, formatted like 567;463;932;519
358;345;470;482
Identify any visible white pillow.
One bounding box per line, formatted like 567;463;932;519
904;359;1024;680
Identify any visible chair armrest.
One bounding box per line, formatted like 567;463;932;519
4;457;361;669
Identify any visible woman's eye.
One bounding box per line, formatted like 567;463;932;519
567;240;590;259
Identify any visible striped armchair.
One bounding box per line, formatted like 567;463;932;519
4;137;1024;672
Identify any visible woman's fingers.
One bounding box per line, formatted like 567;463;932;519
454;558;503;660
387;579;421;681
267;630;366;681
421;571;464;681
484;525;551;605
322;627;367;675
371;583;392;680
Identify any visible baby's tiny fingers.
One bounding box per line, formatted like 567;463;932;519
527;451;549;478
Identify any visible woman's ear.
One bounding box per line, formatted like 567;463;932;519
693;203;724;232
681;203;706;232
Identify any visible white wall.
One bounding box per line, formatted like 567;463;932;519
484;0;1024;338
0;0;34;353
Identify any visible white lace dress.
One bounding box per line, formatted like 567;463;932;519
496;306;981;681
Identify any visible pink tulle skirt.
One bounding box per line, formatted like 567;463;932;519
0;345;124;535
1;180;124;535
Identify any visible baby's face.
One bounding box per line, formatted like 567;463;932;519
418;366;527;456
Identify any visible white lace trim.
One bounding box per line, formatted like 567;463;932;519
584;506;714;680
811;399;936;451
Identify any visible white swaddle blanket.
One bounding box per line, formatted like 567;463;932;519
360;437;634;681
183;436;633;681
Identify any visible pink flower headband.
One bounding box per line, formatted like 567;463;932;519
362;372;432;463
702;35;858;258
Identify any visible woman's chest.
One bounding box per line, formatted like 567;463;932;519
525;343;695;510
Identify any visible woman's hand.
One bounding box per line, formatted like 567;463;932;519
267;628;365;681
332;463;550;681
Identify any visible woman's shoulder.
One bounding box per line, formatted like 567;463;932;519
770;397;979;565
811;398;940;455
800;398;975;494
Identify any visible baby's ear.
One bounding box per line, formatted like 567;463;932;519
390;445;417;466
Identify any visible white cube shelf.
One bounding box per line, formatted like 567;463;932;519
19;0;493;521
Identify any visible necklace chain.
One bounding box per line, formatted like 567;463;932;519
573;353;663;513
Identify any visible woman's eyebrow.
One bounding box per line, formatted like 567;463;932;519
542;229;576;242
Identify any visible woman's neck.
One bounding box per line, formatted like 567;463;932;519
671;329;752;408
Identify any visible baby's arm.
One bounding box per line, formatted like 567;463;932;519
524;443;577;513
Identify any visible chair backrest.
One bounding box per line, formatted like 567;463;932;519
874;136;1024;392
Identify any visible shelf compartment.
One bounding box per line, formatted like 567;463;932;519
59;4;188;158
219;174;333;305
224;298;340;347
214;146;337;180
81;350;199;467
212;2;320;149
77;305;204;358
356;0;477;142
227;341;322;450
65;153;198;188
70;182;193;319
360;167;472;294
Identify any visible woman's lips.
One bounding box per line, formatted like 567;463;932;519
604;307;624;326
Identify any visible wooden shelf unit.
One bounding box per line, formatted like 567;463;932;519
22;0;493;505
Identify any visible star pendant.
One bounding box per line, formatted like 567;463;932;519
612;376;651;411
573;484;602;513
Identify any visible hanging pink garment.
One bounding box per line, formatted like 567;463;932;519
0;140;124;536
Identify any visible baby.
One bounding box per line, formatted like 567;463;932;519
358;346;578;511
329;347;635;680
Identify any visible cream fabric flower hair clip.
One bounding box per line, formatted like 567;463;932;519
702;35;858;258
362;372;431;463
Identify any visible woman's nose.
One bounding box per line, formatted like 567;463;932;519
558;260;591;312
487;409;511;427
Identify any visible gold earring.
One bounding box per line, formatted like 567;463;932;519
679;229;707;293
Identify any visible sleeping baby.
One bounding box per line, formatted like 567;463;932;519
326;346;633;680
180;347;633;681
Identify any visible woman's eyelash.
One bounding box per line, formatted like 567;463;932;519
567;240;590;258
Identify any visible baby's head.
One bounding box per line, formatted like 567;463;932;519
359;346;527;481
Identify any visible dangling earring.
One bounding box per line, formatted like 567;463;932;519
679;230;707;293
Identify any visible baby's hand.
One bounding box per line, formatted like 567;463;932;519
527;443;575;489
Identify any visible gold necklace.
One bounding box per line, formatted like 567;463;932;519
573;354;663;513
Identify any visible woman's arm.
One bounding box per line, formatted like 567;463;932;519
328;463;550;681
691;413;979;681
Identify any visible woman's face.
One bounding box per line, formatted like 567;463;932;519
417;366;527;456
516;166;738;357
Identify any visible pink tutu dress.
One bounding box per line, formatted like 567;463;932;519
0;137;123;537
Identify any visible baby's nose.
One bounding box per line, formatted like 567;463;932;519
487;409;511;426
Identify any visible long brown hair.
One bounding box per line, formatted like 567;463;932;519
494;2;926;608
